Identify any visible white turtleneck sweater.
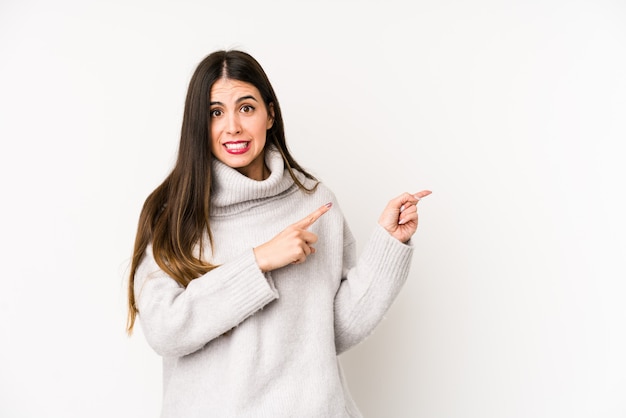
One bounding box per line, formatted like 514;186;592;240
134;147;415;418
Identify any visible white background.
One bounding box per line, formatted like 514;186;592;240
1;0;625;417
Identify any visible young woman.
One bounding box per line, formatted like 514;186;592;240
127;49;431;418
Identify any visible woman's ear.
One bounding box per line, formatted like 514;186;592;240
267;103;275;129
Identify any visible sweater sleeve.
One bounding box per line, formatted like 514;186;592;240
134;245;279;358
334;223;414;354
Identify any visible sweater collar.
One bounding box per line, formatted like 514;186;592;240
210;145;303;215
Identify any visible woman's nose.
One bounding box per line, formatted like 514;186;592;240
226;113;242;135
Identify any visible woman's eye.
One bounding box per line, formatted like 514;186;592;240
240;105;254;113
210;109;222;117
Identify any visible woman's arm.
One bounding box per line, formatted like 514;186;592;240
334;224;414;354
334;190;431;354
134;246;278;358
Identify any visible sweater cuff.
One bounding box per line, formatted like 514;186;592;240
360;224;414;280
194;248;279;317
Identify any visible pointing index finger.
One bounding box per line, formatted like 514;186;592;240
295;202;333;229
413;190;432;200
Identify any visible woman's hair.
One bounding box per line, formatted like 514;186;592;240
126;50;317;334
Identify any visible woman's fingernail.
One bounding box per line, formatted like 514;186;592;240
400;204;406;212
398;218;407;225
324;202;333;208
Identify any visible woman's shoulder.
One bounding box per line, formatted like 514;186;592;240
303;177;337;202
294;169;343;212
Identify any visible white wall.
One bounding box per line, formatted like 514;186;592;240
1;0;625;417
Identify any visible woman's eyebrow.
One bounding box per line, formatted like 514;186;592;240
236;95;259;103
210;95;259;106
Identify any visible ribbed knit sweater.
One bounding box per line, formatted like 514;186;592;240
134;146;415;417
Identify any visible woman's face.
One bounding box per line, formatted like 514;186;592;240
209;78;274;180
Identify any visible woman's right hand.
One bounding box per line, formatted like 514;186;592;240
253;203;332;272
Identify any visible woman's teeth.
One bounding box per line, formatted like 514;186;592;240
225;142;249;150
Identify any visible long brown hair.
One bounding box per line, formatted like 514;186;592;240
126;50;317;334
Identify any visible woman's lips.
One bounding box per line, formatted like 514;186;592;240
223;141;250;154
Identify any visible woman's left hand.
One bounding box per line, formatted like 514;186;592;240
378;190;432;242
